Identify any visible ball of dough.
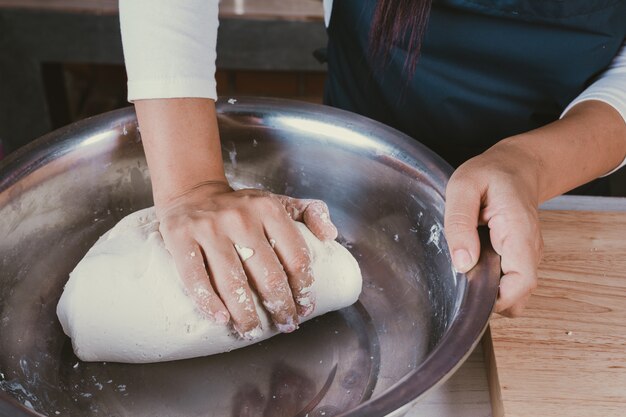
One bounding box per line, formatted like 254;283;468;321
56;207;362;363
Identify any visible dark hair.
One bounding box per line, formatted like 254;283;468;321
369;0;433;78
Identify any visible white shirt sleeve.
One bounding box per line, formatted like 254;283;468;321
119;0;625;176
561;40;626;175
119;0;219;102
323;0;333;27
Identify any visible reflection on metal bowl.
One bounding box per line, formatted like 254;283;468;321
0;98;499;417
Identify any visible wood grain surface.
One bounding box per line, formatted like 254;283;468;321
488;210;626;417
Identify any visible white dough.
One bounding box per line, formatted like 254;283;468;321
56;207;362;363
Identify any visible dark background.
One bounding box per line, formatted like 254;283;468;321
1;3;624;195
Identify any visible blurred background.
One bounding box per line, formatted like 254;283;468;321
1;0;625;194
0;0;327;154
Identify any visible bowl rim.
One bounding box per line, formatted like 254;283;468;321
0;98;500;417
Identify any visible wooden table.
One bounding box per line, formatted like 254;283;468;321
486;197;626;417
409;195;626;417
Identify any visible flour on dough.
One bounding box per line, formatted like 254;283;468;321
56;207;362;363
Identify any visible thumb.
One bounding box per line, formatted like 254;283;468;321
444;177;482;273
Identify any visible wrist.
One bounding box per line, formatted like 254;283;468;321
134;98;230;210
153;177;231;213
484;136;544;204
487;101;626;201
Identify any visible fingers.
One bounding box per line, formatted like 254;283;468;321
493;221;542;317
197;237;262;339
264;217;316;318
240;239;298;333
444;176;482;273
303;200;338;241
166;241;230;324
498;292;530;318
276;196;338;241
442;152;544;317
159;188;327;337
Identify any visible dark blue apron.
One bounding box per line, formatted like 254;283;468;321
324;0;626;194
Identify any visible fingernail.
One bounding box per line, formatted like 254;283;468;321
297;303;314;318
240;325;263;340
324;224;338;241
275;316;298;333
276;322;298;333
453;249;473;272
296;292;315;317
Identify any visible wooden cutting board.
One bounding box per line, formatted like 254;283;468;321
486;209;626;417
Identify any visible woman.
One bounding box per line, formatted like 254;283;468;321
119;0;626;336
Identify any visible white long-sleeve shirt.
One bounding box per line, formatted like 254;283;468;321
119;0;626;173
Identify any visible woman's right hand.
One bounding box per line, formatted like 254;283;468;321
157;180;338;339
133;97;339;338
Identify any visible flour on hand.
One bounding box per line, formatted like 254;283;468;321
56;207;362;363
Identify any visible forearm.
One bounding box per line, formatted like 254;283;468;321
135;98;227;209
491;100;626;203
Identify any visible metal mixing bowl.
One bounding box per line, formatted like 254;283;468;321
0;98;499;417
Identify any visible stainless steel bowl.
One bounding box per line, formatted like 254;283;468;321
0;98;499;417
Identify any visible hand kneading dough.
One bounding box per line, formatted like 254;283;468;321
56;207;362;363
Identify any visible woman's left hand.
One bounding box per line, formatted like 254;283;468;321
444;140;544;317
444;101;626;317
